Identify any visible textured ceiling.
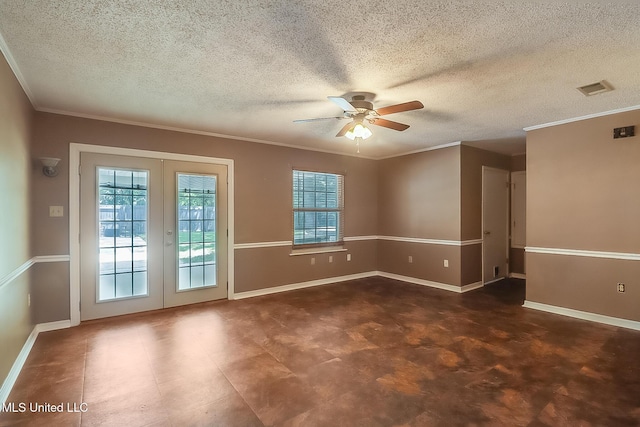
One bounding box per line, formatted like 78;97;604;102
1;1;639;158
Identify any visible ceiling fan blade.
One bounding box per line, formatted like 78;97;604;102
336;121;354;137
370;118;410;131
328;96;358;113
375;101;424;116
294;116;347;123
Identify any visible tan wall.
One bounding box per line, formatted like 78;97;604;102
510;153;526;275
509;248;525;275
377;240;462;286
461;244;482;285
30;112;379;320
376;147;463;286
376;145;509;288
236;240;376;292
527;111;640;252
511;153;526;172
378;147;461;240
528;253;639;321
526;109;640;321
0;52;35;385
30;262;70;324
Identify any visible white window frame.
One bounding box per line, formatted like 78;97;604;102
292;169;344;249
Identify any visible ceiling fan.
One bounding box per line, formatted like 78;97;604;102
294;94;424;140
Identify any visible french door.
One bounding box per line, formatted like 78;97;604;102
80;153;228;321
163;160;228;308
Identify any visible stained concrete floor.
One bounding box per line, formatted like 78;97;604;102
1;277;639;426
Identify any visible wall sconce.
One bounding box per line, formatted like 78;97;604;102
39;157;61;177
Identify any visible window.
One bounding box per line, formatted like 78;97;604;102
97;168;149;301
177;173;217;290
293;170;344;247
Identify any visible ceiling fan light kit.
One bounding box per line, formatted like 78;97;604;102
295;94;424;152
345;123;372;140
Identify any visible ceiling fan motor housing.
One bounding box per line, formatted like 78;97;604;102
349;95;374;113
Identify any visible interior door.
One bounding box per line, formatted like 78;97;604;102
511;171;526;248
163;160;228;307
482;167;509;284
80;153;164;321
80;153;228;321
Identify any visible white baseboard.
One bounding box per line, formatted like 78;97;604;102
232;271;378;300
0;328;38;405
35;320;72;333
0;320;71;405
233;271;484;300
523;300;640;331
378;272;482;294
461;281;484;292
509;273;526;279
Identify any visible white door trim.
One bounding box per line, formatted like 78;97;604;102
481;166;510;285
70;143;235;326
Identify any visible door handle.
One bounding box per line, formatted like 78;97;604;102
483;231;491;235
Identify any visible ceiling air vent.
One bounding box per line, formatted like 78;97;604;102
577;80;613;96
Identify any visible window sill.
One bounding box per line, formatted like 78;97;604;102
289;246;347;256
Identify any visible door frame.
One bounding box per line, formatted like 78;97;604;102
481;166;510;285
70;143;235;326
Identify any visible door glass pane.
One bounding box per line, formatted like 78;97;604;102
98;168;148;301
177;174;217;290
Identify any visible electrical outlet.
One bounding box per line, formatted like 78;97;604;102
408;255;413;263
444;259;449;268
49;206;64;217
346;253;351;261
310;257;315;265
329;255;333;263
617;283;625;293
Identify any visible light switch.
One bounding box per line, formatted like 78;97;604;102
49;206;64;217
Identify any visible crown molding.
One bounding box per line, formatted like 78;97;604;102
376;141;462;160
523;105;640;131
0;31;37;107
38;107;379;160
